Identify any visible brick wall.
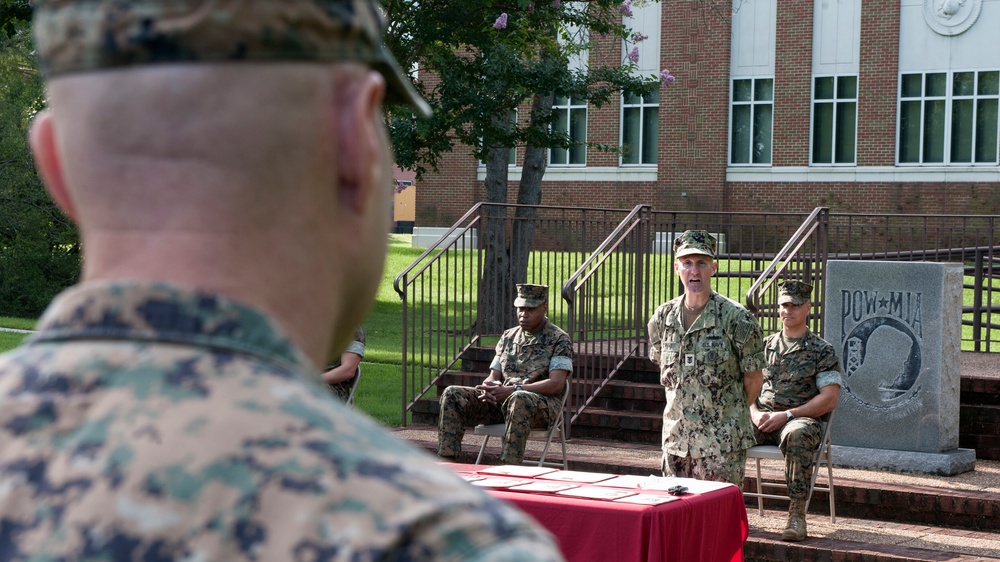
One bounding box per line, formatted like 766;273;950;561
411;1;998;228
857;0;900;167
772;0;813;167
659;0;732;212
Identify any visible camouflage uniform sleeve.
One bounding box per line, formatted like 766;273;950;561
491;329;512;372
647;304;666;365
548;329;573;373
345;327;366;358
731;308;765;374
815;338;843;389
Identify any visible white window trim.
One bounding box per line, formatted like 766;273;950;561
729;77;775;166
477;166;657;182
810;75;858;166
727;166;1000;183
896;70;1000;166
620;93;659;167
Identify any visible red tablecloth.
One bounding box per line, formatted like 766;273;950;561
446;464;748;562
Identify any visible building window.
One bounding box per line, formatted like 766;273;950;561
899;71;1000;165
621;91;659;165
731;78;773;165
812;76;857;165
550;96;587;166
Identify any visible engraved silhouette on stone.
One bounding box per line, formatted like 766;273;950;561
843;317;922;411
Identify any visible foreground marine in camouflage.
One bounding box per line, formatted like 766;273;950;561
438;284;573;465
751;280;842;542
0;0;564;559
647;230;765;487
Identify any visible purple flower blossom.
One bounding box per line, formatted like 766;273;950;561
494;13;508;29
618;0;633;17
551;0;561;6
631;32;648;43
627;46;640;64
660;69;676;86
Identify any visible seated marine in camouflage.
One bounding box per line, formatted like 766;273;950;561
750;280;842;542
323;326;365;402
438;284;573;465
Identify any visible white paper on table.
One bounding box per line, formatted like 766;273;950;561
470;477;531;489
478;465;559;478
665;477;735;494
613;494;681;506
555;487;638;501
591;475;652;489
593;474;734;494
459;474;485;482
507;481;581;493
536;470;616;484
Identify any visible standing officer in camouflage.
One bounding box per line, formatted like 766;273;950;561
647;230;765;486
438;284;573;465
752;281;842;542
0;1;564;560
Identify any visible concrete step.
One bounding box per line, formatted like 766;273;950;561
745;512;1000;562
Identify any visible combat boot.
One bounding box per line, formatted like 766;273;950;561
781;499;808;541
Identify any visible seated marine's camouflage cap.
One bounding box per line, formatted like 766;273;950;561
31;0;431;117
673;230;717;259
777;280;812;305
514;284;548;308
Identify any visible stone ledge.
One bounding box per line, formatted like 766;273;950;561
831;445;977;476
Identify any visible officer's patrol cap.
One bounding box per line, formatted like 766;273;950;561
777;280;813;305
32;0;431;117
514;284;548;308
673;230;717;259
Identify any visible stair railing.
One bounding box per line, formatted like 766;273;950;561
745;207;829;335
561;204;652;427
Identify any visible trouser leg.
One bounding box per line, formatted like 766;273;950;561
499;390;558;465
662;449;747;487
778;418;822;499
437;385;504;459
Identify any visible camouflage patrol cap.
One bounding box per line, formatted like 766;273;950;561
514;284;548;308
673;230;717;259
778;280;813;305
32;0;431;117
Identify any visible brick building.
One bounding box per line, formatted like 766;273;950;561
412;0;1000;228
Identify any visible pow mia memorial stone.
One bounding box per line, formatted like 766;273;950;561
824;260;975;475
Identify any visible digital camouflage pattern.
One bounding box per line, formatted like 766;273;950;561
777;280;812;306
438;321;572;464
0;281;564;561
513;284;548;308
325;326;366;402
32;0;430;115
673;230;718;259
491;321;573;386
647;292;764;469
755;330;842;498
663;449;746;487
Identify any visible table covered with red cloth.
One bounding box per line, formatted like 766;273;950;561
444;463;748;562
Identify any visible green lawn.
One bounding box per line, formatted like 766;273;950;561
0;236;418;427
0;236;997;427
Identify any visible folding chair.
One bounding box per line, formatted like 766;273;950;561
345;366;362;406
473;380;570;469
743;410;837;523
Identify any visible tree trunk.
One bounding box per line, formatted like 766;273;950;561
478;115;516;335
511;91;555;292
